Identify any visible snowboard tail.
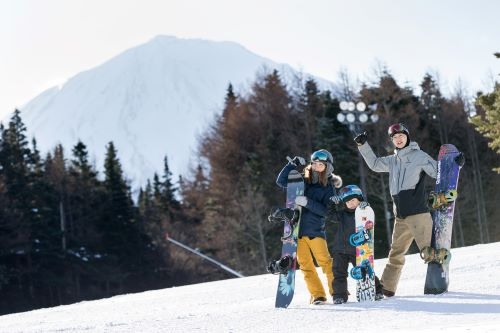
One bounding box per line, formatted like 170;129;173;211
425;263;448;294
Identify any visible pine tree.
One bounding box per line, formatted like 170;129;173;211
0;109;39;310
156;156;180;216
101;142;161;293
297;78;323;151
472;83;500;173
179;164;208;225
419;74;448;148
66;140;106;300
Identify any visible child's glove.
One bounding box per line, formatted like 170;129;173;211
359;201;370;209
329;195;341;205
295;196;308;207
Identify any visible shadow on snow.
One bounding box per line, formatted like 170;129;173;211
291;292;500;315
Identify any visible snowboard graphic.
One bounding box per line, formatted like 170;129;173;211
274;170;304;308
424;144;462;294
350;206;376;301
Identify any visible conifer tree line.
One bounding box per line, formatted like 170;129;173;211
0;110;189;314
180;68;500;278
1;66;499;315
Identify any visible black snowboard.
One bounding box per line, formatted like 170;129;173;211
274;170;304;308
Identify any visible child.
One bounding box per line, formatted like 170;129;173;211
329;185;383;304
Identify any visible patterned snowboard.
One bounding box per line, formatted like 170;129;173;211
275;170;304;308
350;206;376;301
424;144;462;294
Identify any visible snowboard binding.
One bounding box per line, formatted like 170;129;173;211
420;246;452;264
267;255;293;275
268;207;299;224
350;259;374;281
428;190;457;210
349;223;373;247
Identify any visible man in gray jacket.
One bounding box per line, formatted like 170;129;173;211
353;123;437;297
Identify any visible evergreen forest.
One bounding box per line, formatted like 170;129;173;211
1;67;499;315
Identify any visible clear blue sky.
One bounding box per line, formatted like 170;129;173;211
1;0;499;119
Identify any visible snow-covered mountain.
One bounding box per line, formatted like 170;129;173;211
1;242;499;332
8;35;333;191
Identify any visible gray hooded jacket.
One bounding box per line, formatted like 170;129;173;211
358;141;437;218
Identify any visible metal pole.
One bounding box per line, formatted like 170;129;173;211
60;200;66;253
166;234;245;278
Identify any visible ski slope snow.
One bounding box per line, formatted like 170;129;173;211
0;242;499;332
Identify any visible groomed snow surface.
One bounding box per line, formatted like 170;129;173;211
1;242;499;332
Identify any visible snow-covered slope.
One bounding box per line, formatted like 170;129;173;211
10;35;332;190
1;242;499;332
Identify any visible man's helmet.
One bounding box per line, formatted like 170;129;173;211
387;123;410;138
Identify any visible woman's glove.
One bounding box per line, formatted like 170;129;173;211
295;196;308;207
288;156;306;166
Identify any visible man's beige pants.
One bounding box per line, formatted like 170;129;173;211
380;212;432;293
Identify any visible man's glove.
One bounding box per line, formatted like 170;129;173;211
295;196;308;207
287;156;306;166
329;195;341;205
359;201;370;209
354;131;368;146
454;152;465;167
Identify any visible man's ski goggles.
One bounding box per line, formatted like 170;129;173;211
311;150;329;163
387;123;409;137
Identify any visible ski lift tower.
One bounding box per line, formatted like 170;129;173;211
336;100;379;197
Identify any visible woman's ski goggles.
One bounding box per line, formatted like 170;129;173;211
311;150;329;163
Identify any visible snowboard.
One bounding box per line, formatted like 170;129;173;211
274;169;304;308
350;205;376;302
424;144;462;295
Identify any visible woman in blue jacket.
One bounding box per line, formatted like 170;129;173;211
276;149;342;304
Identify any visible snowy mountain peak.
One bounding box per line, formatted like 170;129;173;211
10;35;309;190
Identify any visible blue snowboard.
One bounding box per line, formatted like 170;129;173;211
424;144;462;294
274;170;304;308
